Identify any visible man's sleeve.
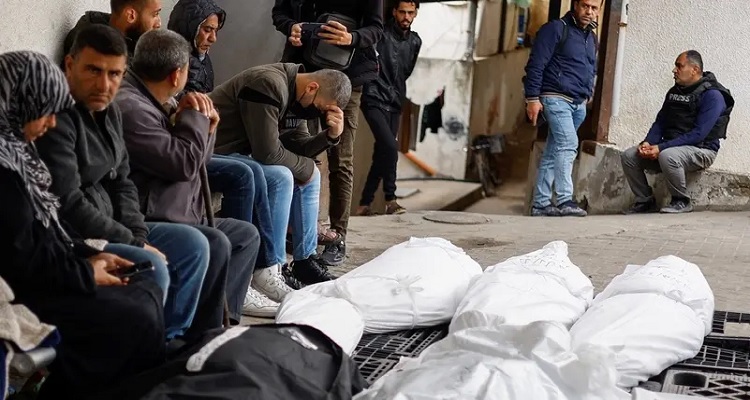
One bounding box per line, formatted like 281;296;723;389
36;112;140;245
237;84;316;182
524;21;561;101
120;101;211;182
280;118;338;159
101;107;148;242
272;0;297;35
658;90;726;150
350;0;384;48
405;35;422;80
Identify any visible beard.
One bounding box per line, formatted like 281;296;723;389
124;23;148;43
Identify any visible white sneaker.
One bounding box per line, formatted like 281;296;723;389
242;287;279;318
251;264;296;302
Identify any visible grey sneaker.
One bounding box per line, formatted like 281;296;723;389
242;288;279;318
558;201;587;217
531;205;562;217
252;264;295;303
660;199;693;214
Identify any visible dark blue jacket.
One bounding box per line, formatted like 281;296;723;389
524;12;598;103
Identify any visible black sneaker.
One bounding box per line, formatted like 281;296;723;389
281;263;303;290
623;199;658;215
291;256;337;285
320;241;346;267
530;205;561;217
558;201;587;217
660;199;694;214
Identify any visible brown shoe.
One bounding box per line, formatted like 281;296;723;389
355;205;376;216
385;201;407;215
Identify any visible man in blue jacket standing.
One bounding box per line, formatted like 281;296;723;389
621;51;734;214
524;0;600;217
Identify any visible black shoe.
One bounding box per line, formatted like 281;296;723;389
281;263;303;290
291;256;337;285
660;199;694;214
320;241;346;267
623;200;658;215
530;205;561;217
558;200;587;217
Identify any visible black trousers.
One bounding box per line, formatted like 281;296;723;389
29;278;166;399
192;218;259;324
360;106;401;206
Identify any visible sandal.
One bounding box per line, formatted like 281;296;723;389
317;226;343;246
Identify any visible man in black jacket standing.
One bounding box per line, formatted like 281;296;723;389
357;0;421;216
272;0;384;266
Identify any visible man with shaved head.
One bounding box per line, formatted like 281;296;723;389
621;50;735;214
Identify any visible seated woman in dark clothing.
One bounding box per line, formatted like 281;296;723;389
0;51;166;399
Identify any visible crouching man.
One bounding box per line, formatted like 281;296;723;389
621;50;734;214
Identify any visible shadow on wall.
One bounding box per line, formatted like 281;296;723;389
210;0;286;85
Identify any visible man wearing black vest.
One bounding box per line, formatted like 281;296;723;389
272;0;384;267
621;50;734;214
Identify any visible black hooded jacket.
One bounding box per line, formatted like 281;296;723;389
168;0;226;93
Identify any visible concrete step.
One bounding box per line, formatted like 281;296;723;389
396;179;484;212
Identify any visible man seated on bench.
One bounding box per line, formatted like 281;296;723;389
0;50;165;400
210;64;350;285
115;29;264;320
37;24;219;341
620;50;735;214
167;0;301;309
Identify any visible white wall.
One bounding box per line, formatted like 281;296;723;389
1;0;178;60
609;0;750;174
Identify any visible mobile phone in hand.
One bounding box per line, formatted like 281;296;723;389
301;23;327;39
115;261;155;279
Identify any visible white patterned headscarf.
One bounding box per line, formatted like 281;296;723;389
0;51;75;230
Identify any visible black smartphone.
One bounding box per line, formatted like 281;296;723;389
115;261;155;279
301;22;327;38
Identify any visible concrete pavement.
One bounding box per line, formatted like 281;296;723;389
337;211;750;312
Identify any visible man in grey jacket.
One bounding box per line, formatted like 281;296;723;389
115;30;273;318
211;63;350;285
38;24;219;340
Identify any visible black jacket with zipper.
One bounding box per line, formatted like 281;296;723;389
362;19;421;112
272;0;383;88
36;103;150;247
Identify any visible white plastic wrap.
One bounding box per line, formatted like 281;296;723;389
304;237;482;334
275;290;364;355
451;241;593;332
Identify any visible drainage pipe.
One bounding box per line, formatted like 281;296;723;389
611;0;629;118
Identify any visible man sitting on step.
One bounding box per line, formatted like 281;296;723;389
620;50;734;214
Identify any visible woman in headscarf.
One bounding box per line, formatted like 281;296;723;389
0;51;165;399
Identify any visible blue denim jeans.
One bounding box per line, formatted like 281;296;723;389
145;222;210;340
207;154;288;267
219;154;319;261
532;97;587;208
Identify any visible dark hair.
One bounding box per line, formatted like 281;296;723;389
685;50;704;72
394;0;420;9
69;24;128;58
111;0;147;14
131;30;191;82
